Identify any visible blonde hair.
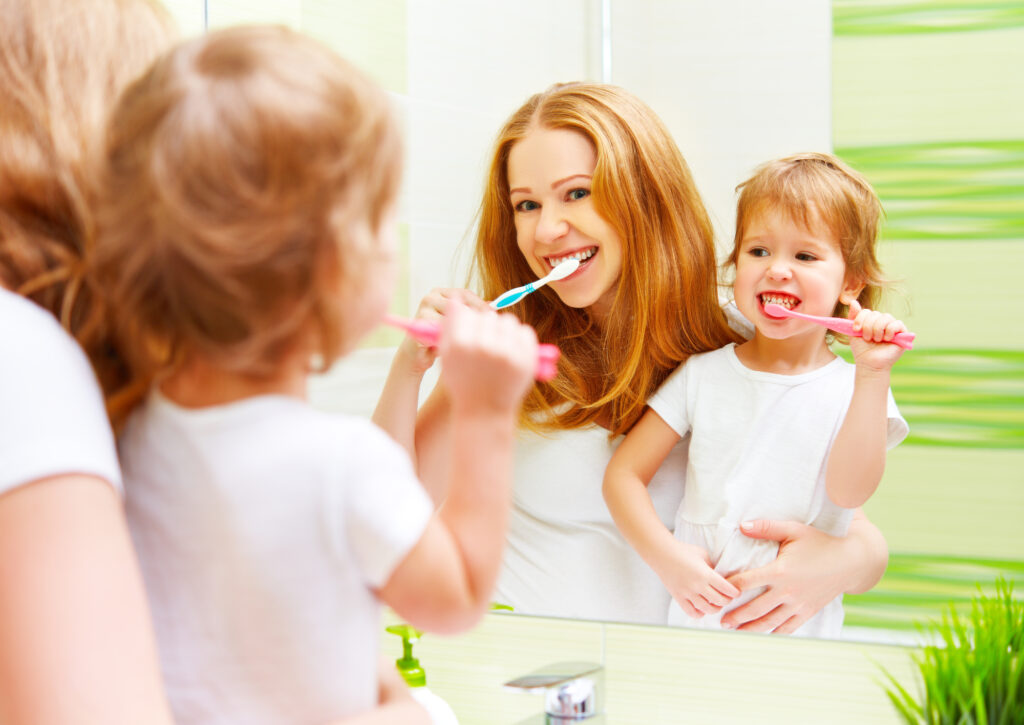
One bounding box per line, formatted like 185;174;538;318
89;25;402;427
474;83;740;438
0;0;174;325
728;152;888;318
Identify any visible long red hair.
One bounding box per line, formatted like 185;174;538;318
473;83;740;437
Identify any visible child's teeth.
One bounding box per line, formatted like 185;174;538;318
762;294;796;309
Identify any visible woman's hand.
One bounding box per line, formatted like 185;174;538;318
398;288;489;377
721;518;875;634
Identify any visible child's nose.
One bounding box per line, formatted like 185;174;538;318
536;206;569;243
767;260;792;280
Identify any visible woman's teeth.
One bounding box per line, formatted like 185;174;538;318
548;247;596;268
760;293;798;310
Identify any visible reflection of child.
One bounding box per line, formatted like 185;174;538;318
604;153;909;637
90;27;537;723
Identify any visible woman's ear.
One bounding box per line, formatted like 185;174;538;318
839;276;865;306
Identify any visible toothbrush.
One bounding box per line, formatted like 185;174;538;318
763;303;916;351
490;258;580;310
381;314;561;381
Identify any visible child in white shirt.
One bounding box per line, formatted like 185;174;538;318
89;26;538;724
603;152;909;637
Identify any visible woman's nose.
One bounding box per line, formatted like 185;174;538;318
535;205;569;243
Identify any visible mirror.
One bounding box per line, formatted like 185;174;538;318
167;0;1024;643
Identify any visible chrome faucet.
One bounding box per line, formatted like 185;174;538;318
504;661;606;723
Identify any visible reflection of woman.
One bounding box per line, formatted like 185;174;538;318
0;1;176;721
378;82;888;630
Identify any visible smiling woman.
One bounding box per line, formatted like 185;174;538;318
507;127;624;323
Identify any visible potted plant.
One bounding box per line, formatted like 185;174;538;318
883;577;1023;724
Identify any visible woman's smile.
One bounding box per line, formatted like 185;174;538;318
507;127;623;319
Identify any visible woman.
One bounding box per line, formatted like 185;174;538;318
377;82;887;631
0;1;178;722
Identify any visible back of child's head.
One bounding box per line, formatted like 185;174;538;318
90;25;402;423
729;152;888;316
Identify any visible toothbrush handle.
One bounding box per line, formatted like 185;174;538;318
825;317;916;351
381;314;560;381
490;282;536;310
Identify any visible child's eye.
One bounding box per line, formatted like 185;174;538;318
567;188;590;201
747;247;769;257
796;252;817;261
514;200;539;212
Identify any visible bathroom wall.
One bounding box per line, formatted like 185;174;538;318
829;1;1024;632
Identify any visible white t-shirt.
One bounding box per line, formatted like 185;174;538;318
120;391;433;725
0;287;120;496
494;301;749;626
648;344;908;637
495;424;687;624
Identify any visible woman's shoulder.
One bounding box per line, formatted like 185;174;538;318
0;288;100;393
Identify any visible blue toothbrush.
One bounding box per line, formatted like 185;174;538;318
490;258;581;310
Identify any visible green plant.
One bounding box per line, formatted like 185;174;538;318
882;577;1023;724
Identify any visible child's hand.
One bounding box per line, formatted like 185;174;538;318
439;299;537;416
399;288;489;376
847;300;908;373
657;540;738;619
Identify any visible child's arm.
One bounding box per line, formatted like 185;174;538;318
603;410;739;618
378;301;537;634
826;301;908;508
371;289;487;469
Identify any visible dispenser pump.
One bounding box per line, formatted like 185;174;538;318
385;624;426;687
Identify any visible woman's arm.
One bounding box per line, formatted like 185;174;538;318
372;288;489;471
379;302;537;633
0;475;174;725
720;508;888;634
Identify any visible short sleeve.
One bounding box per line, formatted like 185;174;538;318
647;362;693;438
0;292;121;496
329;422;433;588
886;388;910;450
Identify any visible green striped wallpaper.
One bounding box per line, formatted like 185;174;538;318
833;0;1024;632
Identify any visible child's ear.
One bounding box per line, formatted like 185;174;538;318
839;276;865;306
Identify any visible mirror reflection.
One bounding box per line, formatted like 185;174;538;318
168;0;1024;643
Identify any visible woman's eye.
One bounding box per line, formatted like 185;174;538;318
567;188;590;201
514;200;539;212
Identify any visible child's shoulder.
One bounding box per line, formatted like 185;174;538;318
682;344;735;371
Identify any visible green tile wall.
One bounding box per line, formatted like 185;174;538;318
834;1;1024;629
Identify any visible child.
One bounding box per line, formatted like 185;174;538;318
603;152;909;637
88;26;538;724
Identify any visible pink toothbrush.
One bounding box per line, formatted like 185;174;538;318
762;303;915;351
382;314;561;381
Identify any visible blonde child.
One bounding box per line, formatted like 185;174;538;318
603;152;909;637
88;26;538;724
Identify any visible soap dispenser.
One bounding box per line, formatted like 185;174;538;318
385;624;458;725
